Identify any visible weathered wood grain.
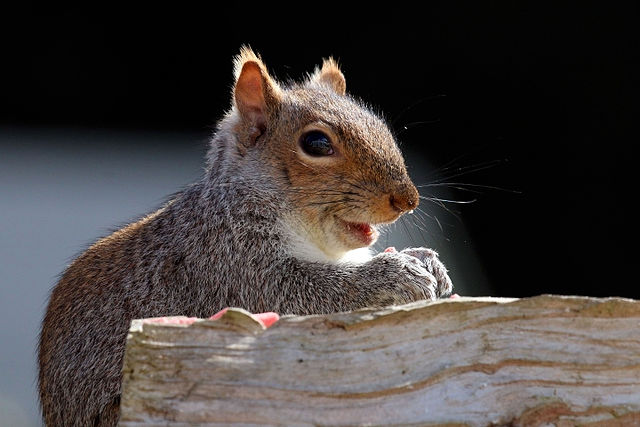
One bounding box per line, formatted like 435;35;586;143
119;295;640;426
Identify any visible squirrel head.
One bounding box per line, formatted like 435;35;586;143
222;46;419;261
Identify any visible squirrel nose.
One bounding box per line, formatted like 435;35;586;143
389;184;419;213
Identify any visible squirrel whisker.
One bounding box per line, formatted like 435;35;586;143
417;181;520;194
416;207;447;235
419;195;477;204
422;159;505;185
418;196;463;222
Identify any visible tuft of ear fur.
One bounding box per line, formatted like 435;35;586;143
233;46;282;144
309;57;346;96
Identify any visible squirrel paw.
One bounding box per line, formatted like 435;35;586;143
365;249;451;306
399;247;453;298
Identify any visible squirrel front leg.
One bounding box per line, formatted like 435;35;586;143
271;251;452;315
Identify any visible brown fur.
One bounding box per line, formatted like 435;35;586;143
38;47;452;426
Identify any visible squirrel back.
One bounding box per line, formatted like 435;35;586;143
38;47;452;426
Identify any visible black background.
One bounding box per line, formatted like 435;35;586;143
3;2;637;299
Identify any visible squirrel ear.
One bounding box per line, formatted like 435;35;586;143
233;47;281;139
309;57;346;96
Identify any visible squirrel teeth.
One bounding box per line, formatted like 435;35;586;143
345;221;372;235
342;220;378;246
353;223;373;236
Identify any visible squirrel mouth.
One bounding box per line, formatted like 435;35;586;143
338;218;379;246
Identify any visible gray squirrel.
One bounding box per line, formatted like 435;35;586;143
38;47;453;426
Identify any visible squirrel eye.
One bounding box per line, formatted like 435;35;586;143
300;130;334;156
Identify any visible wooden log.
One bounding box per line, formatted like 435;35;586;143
119;295;640;426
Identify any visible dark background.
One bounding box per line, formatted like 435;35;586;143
5;2;635;298
0;3;637;424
